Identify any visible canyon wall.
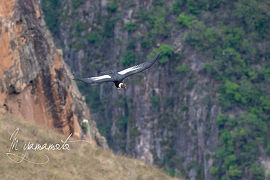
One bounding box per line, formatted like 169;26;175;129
48;0;219;179
43;0;270;179
0;0;106;147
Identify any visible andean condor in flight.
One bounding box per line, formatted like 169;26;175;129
74;54;160;89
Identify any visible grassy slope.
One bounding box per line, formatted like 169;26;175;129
0;116;179;180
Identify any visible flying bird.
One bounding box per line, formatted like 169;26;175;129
74;54;160;89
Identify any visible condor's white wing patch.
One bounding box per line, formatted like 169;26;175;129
89;75;111;81
118;66;141;75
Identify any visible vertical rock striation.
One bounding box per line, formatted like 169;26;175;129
49;0;220;178
0;0;107;147
42;0;270;179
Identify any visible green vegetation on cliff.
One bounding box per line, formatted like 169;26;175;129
41;0;270;179
175;0;270;179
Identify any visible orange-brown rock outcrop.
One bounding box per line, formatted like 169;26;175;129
0;0;107;147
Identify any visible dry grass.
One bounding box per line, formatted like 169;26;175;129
0;116;181;180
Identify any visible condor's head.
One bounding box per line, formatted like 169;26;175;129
118;82;126;89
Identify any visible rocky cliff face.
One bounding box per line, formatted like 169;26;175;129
43;0;270;179
0;0;106;147
45;0;219;179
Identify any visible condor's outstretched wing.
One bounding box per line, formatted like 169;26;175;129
117;54;160;79
74;74;114;84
